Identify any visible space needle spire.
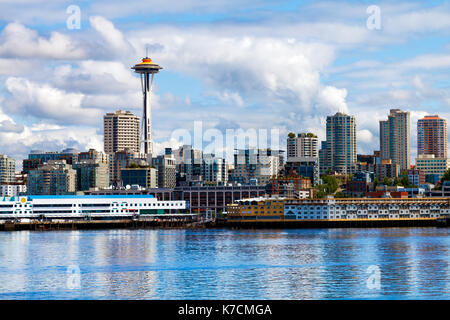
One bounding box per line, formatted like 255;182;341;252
132;54;162;157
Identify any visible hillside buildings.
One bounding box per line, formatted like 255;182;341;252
9;98;450;207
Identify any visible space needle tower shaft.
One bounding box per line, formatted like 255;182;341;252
132;56;162;156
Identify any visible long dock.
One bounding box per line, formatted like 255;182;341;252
221;218;440;229
0;218;215;231
437;217;450;227
0;217;447;231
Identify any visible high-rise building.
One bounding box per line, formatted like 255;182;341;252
1;184;26;197
108;148;140;185
284;157;320;186
380;109;410;171
325;112;357;174
174;145;203;183
121;167;158;189
79;149;109;164
173;146;229;186
417;115;447;158
27;160;76;195
287;133;319;159
407;168;425;186
375;159;400;180
24;149;79;174
357;154;378;166
319;141;328;174
202;154;228;185
152;148;176;188
0;154;15;184
232;149;283;185
73;159;110;191
104;110;140;154
415;154;450;181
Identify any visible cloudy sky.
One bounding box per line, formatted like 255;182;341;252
1;0;450;166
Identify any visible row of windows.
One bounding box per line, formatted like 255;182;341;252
1;202;184;209
125;202;182;207
241;211;283;215
33;210;73;214
33;204;73;208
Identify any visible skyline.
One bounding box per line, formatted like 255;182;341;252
1;1;450;305
1;1;450;165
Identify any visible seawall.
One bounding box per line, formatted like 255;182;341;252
0;217;447;231
0;219;215;231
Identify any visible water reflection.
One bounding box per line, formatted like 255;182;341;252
0;228;448;299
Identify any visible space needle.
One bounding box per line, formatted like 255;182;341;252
132;55;162;156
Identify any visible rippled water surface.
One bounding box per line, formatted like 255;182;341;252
0;228;448;299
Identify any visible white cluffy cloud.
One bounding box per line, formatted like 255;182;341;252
89;16;134;57
0;22;85;60
0;101;104;164
130;30;347;113
4;77;102;125
315;86;349;114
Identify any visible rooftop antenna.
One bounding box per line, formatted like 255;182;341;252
145;45;149;58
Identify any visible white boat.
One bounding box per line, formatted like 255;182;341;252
0;195;186;219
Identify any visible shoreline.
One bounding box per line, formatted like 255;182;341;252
0;217;448;231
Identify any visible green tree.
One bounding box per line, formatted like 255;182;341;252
441;168;450;182
335;191;347;198
321;175;339;194
393;177;400;186
400;176;410;187
382;177;391;186
288;132;296;138
373;178;380;189
128;163;151;169
314;190;326;199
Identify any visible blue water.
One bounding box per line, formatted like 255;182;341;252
0;228;448;299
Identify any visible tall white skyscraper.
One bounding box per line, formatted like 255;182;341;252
103;110;140;154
